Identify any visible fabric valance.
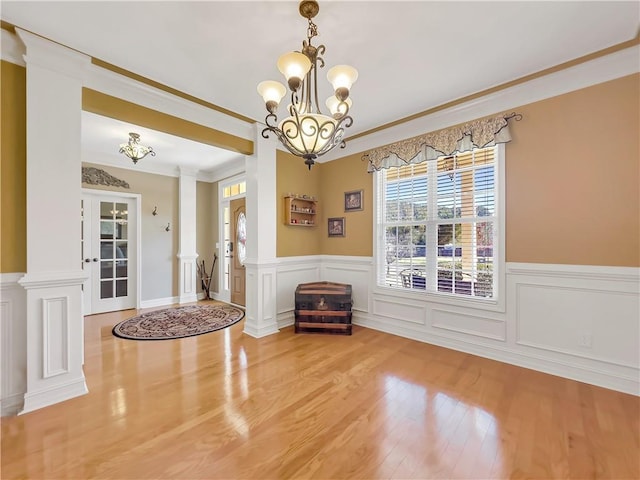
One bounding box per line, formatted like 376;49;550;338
363;112;522;172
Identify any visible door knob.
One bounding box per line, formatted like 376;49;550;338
84;258;91;263
92;258;99;262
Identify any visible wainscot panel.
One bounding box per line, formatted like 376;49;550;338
431;308;506;341
320;256;372;313
372;296;426;325
1;273;26;416
276;256;322;315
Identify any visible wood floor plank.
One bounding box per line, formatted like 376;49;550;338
2;301;638;479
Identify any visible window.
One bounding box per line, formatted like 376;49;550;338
377;145;502;300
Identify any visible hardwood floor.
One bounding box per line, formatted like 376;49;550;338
2;301;639;479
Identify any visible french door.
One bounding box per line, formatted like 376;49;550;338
82;192;139;315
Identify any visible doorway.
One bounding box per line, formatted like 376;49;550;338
82;191;140;315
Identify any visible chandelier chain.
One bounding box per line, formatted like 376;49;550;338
307;18;318;42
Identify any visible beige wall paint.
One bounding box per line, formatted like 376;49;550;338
319;153;373;256
505;73;639;266
82;163;179;300
276;150;322;257
1;61;26;273
196;181;217;295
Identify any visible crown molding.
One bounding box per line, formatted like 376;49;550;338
322;44;640;163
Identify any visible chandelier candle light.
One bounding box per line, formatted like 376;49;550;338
119;132;155;164
258;0;358;169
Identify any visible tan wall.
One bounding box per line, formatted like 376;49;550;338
82;163;179;300
276;150;322;257
319;153;373;256
505;73;639;266
1;61;27;273
278;74;639;267
196;181;217;294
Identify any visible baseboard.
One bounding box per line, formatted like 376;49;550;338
139;296;179;309
20;378;89;415
353;313;639;396
277;311;295;329
1;392;24;417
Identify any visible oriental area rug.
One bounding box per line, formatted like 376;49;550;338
112;304;245;340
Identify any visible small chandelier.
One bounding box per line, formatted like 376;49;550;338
119;132;155;164
257;0;358;170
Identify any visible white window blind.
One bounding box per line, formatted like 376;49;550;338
376;146;499;299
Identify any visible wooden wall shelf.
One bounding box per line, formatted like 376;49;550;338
284;195;318;226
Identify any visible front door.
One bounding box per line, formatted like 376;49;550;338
82;193;138;315
230;197;246;306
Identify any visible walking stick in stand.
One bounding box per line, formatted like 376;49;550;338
197;253;217;300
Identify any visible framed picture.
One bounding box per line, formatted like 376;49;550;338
328;217;345;237
344;189;363;212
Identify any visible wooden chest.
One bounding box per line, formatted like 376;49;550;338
294;282;352;335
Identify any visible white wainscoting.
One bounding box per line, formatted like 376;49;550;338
278;258;639;395
1;273;27;416
275;255;372;328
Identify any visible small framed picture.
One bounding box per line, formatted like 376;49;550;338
344;189;363;212
328;217;345;237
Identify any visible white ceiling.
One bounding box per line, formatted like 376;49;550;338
2;1;639;173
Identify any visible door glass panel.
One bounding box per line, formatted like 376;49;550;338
115;260;128;278
116;241;128;259
101;241;114;259
101;280;113;299
237;212;247;266
116;280;127;297
101;261;114;279
115;203;128;220
115;222;128;240
100;221;114;239
100;202;114;219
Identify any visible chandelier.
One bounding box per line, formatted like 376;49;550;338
257;0;358;170
119;132;155;164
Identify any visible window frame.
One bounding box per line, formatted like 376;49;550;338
373;144;506;313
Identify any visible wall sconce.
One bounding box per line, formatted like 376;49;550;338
165;223;171;232
152;206;158;216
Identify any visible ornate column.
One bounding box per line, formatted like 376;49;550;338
177;168;199;304
243;125;279;338
16;29;90;413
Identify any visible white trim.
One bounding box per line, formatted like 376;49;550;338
42;296;70;378
19;271;87;289
1;28;26;66
354;312;639;396
20;377;88;415
82;189;142;311
274;257;639;395
507;263;640;283
139;296;179;309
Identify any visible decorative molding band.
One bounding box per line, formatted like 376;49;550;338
0;272;25;287
507;262;640;283
19;271;87;290
82;166;130;189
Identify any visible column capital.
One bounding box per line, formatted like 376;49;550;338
16;28;90;78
